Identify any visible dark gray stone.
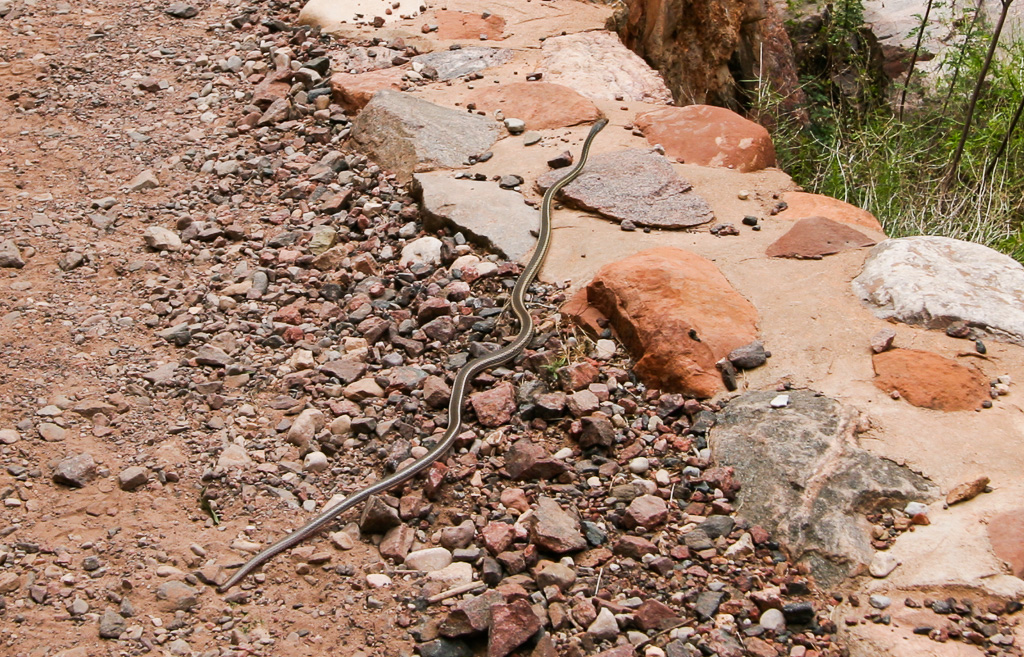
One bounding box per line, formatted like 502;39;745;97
700;515;735;539
99;608;127;639
352;91;501;182
536;148;713;229
710;390;937;587
165;3;198;18
728;341;767;370
416;638;473;657
413;173;539;262
411;47;513;80
694;591;725;621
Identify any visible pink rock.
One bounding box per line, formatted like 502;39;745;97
481;521;516;556
623;494;668;529
467;82;603;130
470;382;517;427
987;510;1024;577
330;68;406;112
634;104;776;172
779;192;884;233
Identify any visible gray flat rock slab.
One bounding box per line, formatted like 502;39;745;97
853;235;1024;345
352;90;501;182
413;172;540;262
411;47;513;80
537;148;713;228
711;390;937;587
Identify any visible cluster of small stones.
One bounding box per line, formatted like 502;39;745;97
844;594;1023;655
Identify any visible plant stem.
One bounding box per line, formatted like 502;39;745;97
944;0;1014;190
899;0;934;121
985;92;1024;177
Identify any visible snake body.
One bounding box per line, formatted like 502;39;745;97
218;118;609;593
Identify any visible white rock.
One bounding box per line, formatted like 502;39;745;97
759;607;786;632
593;339;616;360
287;408;325;451
724;532;755;559
217;443;251;469
365;573;392;588
400;236;443;268
303;451;329;473
142;226;181;252
869;551;900;578
403;547;453;572
0;429;20;444
427;561;473;587
904;501;928;516
329;531;354;550
769;394;789;408
853;236;1024;345
628;457;649;474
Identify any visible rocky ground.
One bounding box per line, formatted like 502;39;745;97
1;1;1023;657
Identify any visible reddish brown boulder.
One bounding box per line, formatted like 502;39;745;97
634;105;776;172
987;510;1024;577
504;439;569;480
466;82;603;130
633;599;682;631
765;216;877;259
872;349;989;411
470;382;516;427
433;9;506;40
623;494;668;529
330;68;406;112
488;599;541;657
585;247;759;398
780;192;883;233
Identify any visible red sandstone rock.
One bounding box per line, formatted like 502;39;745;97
872;349;989;411
765;216;877;259
488;599;541;657
634;105;776;172
466;82;603;130
585;247;759;397
330;68;406;112
433;9;506;40
634;599;682;631
780;191;884;233
987;510;1024;577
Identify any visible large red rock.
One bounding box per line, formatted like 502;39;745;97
330;68;406;112
634;105;776;172
433;9;506;41
488;599;541;657
987;510;1024;577
765;216;877;259
872;349;989;411
466;82;603;130
780;192;884;233
585;247;759;398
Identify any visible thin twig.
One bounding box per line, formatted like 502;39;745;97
426;581;486;604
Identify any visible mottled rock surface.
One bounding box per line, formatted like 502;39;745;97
466;82;603;130
539;30;672;103
711;390;937;586
854;236;1024;345
352;90;501;182
536;149;713;229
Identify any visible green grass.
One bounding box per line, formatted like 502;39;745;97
759;2;1024;261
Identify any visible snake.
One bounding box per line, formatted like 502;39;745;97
218;117;609;593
